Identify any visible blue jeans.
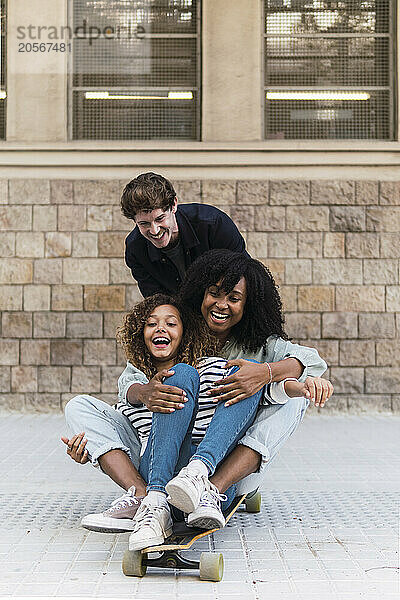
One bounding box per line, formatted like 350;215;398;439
139;363;262;508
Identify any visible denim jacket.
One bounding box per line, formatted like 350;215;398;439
117;336;327;407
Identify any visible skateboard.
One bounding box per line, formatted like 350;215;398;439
122;490;261;582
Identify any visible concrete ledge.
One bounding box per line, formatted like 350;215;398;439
2;142;400;178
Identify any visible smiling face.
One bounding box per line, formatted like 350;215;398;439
201;277;247;343
134;199;179;249
143;304;183;369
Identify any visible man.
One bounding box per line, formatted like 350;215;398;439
121;172;247;296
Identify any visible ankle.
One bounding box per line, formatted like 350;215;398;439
126;483;146;497
135;485;147;497
209;477;225;494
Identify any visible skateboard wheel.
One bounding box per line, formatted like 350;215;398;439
245;491;261;513
122;549;147;577
199;552;224;581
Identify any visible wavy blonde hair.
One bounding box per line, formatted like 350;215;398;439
116;294;219;379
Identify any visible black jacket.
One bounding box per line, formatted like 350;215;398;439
125;203;247;297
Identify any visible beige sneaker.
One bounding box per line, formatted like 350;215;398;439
187;486;227;530
165;466;208;514
128;499;173;551
81;486;144;533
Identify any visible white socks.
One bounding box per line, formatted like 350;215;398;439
145;490;168;507
187;459;209;478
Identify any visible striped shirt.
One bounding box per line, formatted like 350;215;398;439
114;357;230;444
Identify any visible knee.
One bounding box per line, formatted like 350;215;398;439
288;395;309;416
172;363;199;376
170;363;200;384
64;395;90;425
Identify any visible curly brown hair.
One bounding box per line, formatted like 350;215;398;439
120;173;176;220
116;294;220;379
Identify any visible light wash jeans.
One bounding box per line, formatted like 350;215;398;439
64;394;142;469
138;363;261;507
236;396;309;494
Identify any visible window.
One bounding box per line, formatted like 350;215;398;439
70;0;200;140
264;0;395;140
0;0;6;139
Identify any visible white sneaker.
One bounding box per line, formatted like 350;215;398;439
187;485;227;530
81;486;144;533
165;466;208;514
128;500;173;551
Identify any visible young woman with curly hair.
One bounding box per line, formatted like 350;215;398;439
125;250;333;523
64;293;311;549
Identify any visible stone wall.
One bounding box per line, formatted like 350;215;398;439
0;178;399;413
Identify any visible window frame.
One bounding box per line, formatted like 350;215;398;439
67;0;202;141
263;0;397;141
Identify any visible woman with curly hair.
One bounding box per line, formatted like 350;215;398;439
64;293;304;549
125;250;333;526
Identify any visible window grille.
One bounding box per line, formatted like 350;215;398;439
264;1;395;140
70;1;200;140
0;0;6;139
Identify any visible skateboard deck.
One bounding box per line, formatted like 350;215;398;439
122;492;261;581
142;493;246;553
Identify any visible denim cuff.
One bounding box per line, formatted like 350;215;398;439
146;485;167;494
237;438;271;474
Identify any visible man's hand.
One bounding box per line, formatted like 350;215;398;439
130;370;187;413
207;359;270;406
61;432;89;464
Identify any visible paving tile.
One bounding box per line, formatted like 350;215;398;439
294;580;337;593
0;584;15;595
22;571;65;583
31;561;71;573
333;579;382;592
256;581;295;593
94;583;138;596
15;582;60;594
0;414;399;597
55;583;99;595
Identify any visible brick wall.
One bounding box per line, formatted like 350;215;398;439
0;178;399;413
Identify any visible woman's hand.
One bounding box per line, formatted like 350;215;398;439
284;377;333;407
207;359;270;406
131;370;188;414
61;432;89;464
303;376;333;407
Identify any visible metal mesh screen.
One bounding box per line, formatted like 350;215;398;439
71;1;200;140
73;90;197;139
73;38;197;87
264;0;394;140
0;0;6;139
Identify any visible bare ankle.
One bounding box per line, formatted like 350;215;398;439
134;483;147;497
209;477;225;494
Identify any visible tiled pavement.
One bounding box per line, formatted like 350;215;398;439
0;413;398;599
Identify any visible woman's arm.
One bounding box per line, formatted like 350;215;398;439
207;338;328;404
268;337;328;382
119;361;188;412
118;362;149;405
272;377;334;408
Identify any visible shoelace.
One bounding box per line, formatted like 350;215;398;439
178;466;207;488
199;482;227;508
108;491;139;513
132;504;167;533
